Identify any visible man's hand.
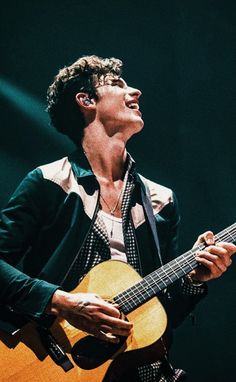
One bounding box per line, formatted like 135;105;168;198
188;231;236;283
46;290;132;343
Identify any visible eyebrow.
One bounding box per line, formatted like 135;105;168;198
112;78;127;87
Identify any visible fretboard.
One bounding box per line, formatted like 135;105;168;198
114;222;236;314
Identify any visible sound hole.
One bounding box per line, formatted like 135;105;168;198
71;335;126;370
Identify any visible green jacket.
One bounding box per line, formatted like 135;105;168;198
0;149;206;331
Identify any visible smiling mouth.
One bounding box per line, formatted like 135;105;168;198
126;102;139;110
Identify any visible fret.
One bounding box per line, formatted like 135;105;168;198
216;224;236;242
182;250;197;271
160;265;174;283
115;278;161;313
147;270;167;288
145;274;160;295
165;261;179;278
145;265;167;288
121;287;140;309
223;227;235;242
115;222;236;314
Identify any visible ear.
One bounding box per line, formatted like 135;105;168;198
75;92;96;109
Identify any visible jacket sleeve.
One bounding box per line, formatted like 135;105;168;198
0;169;59;318
157;192;207;329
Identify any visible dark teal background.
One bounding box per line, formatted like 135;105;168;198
1;1;236;380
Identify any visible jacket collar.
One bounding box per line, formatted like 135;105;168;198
68;147;94;178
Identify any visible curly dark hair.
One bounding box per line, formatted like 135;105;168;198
47;55;123;146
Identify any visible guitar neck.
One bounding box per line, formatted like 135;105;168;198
115;222;236;314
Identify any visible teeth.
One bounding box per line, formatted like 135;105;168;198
128;103;139;110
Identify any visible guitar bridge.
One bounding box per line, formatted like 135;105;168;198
37;326;74;372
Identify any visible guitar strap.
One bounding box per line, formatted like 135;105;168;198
138;175;163;268
137;176;178;380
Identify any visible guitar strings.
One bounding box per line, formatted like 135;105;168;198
114;223;236;309
116;223;236;308
118;224;236;305
116;225;236;309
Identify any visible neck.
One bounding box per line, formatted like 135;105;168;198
82;128;128;182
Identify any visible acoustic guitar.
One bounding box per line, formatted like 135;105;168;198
0;223;235;381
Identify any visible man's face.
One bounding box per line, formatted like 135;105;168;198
94;74;144;138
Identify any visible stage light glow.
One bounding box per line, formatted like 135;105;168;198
0;77;73;149
0;77;50;129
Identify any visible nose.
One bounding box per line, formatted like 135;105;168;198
128;86;142;98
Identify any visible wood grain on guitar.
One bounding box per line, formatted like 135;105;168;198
0;261;167;382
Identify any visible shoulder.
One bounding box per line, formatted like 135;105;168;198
10;156;74;200
138;174;174;214
38;156;71;181
37;156;75;193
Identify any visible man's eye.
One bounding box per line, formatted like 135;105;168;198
112;81;124;88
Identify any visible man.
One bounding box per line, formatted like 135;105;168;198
0;55;235;381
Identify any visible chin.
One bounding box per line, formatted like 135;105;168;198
119;119;144;140
129;122;144;138
136;119;144;131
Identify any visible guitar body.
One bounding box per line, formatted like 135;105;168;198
0;260;168;382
